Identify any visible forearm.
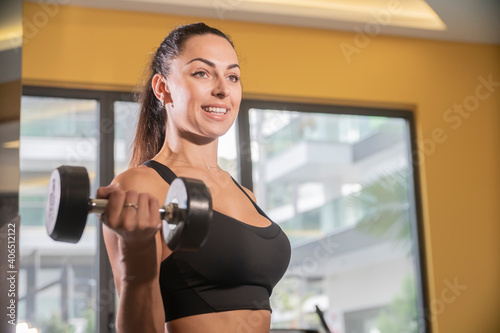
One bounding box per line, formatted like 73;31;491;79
116;281;164;333
115;239;165;333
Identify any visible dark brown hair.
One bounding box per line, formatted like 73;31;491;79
130;23;234;167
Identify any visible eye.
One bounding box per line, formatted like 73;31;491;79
228;74;240;83
192;71;209;78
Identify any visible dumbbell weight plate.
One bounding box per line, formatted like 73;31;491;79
164;177;212;252
45;165;213;252
46;166;90;243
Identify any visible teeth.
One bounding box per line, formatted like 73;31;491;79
203;107;228;114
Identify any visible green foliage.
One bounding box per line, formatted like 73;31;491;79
347;169;421;332
84;304;96;333
38;307;96;333
349;168;413;252
375;275;419;333
40;312;74;333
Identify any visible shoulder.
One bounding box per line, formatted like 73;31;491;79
113;165;169;200
240;184;257;202
113;165;152;189
223;172;257;202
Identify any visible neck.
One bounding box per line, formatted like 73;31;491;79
154;127;219;169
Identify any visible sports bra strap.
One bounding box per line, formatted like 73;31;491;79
142;159;272;222
142;160;176;184
229;177;272;221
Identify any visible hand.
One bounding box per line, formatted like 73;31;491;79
96;183;162;246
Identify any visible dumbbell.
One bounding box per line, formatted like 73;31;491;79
45;165;212;252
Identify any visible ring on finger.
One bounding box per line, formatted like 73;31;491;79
123;203;139;210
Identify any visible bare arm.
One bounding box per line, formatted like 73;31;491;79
104;228;165;332
100;169;168;333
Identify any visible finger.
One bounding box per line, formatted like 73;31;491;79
103;189;126;228
121;190;139;231
136;193;152;228
96;182;120;199
149;196;161;231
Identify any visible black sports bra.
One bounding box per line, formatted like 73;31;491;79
142;160;291;322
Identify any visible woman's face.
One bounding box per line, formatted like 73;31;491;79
165;34;242;140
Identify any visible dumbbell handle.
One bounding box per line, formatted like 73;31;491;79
88;199;181;224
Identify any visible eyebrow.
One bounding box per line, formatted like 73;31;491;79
186;57;240;70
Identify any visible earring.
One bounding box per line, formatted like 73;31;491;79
162;100;166;107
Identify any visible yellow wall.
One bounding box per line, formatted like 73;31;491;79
22;3;500;332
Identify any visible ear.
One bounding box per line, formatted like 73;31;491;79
151;74;173;105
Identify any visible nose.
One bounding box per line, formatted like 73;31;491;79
212;77;230;99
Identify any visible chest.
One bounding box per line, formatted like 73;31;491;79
211;185;271;228
174;216;291;288
159;170;271;228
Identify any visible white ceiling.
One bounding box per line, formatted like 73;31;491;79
27;0;500;45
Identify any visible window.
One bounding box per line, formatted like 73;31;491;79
114;101;140;174
18;95;99;332
240;101;427;333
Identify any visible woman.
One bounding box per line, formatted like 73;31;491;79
97;23;291;333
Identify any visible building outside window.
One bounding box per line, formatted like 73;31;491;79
247;107;423;333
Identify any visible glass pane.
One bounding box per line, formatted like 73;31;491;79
114;101;238;179
19;96;99;332
218;120;238;179
114;101;140;175
249;109;420;333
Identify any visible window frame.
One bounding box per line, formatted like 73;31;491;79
238;98;430;333
21;86;135;333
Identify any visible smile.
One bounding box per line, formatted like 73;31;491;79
202;106;229;115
